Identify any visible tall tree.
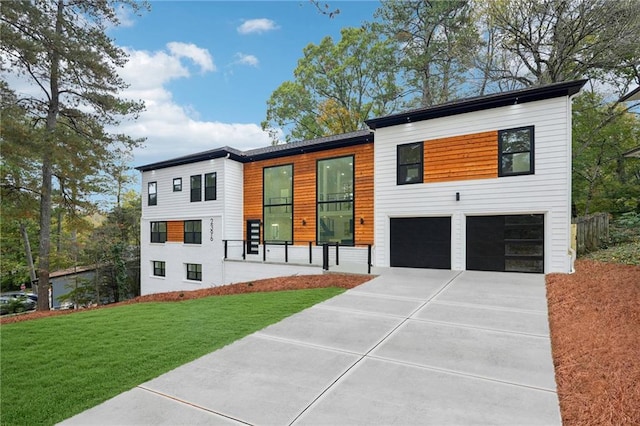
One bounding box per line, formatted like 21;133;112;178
0;0;146;310
262;27;402;143
372;0;480;107
486;0;640;87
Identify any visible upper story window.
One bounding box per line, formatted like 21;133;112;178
152;261;166;277
173;178;182;192
184;220;202;244
150;221;167;243
205;172;217;201
499;126;534;176
397;142;423;185
148;182;157;205
190;175;202;202
317;156;354;245
263;164;293;243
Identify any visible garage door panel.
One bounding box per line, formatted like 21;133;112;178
467;215;544;273
390;217;451;269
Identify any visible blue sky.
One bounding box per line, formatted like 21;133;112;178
107;1;382;167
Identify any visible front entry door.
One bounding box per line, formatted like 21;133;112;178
246;220;261;254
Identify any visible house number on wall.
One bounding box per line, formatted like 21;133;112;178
210;218;214;241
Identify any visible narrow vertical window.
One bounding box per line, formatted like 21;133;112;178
173;178;182;192
152;261;165;277
263;165;293;243
190;175;202;202
397;142;423;185
186;263;202;281
317;156;354;245
184;220;202;244
148;181;157;205
499;126;534;176
205;172;216;201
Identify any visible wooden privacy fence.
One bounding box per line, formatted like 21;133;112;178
572;213;609;255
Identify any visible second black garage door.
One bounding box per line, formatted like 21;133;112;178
390;217;451;269
466;214;544;273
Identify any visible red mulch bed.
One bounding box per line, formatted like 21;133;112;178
547;259;640;425
0;274;372;325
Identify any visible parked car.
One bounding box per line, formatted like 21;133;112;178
0;292;37;315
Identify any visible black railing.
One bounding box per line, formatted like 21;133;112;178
222;240;373;274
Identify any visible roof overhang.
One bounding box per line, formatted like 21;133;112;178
135;148;244;172
620;86;640;102
365;80;587;130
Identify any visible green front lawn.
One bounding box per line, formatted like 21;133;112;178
0;288;343;425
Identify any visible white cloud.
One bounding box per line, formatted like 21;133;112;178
116;45;271;166
166;42;216;73
237;18;279;35
233;52;259;67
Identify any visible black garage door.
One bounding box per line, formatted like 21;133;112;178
390;217;451;269
466;214;544;273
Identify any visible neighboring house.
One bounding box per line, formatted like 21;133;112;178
49;266;97;309
137;80;586;295
621;87;640;158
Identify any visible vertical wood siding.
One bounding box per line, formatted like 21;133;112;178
167;221;184;242
243;143;374;245
424;131;498;182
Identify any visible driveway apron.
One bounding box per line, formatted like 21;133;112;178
60;269;561;425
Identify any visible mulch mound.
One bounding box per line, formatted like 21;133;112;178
547;259;640;425
0;274;372;325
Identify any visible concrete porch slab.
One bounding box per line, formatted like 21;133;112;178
294;357;561;425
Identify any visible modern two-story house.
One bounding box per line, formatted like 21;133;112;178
137;80;586;295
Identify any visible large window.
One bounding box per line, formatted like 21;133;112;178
397;142;423;185
186;263;202;281
499;126;534;176
152;261;165;277
184;220;202;244
263;164;293;243
317;156;354;245
148;182;157;205
190;175;202;202
205;172;216;201
150;221;167;243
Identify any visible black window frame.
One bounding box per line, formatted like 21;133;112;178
148;181;157;206
498;126;535;177
204;172;217;201
190;175;202;202
173;178;182;192
184;220;202;244
397;142;424;185
186;263;202;281
263;164;294;244
152;261;166;277
150;221;167;243
316;155;355;246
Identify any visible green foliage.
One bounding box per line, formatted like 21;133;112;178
262;27;402;143
572;91;640;216
584;212;640;265
0;288;344;425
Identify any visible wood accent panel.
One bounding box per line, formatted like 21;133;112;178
243;143;374;245
424;130;498;183
167;221;184;242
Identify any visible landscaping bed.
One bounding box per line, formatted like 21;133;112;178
547;259;640;425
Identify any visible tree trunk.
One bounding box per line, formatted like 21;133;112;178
19;222;37;286
37;0;63;311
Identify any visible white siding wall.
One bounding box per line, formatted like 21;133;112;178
140;158;244;295
373;97;574;273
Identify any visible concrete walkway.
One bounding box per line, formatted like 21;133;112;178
60;269;561;425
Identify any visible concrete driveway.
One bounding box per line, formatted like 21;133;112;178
60;269;561;425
